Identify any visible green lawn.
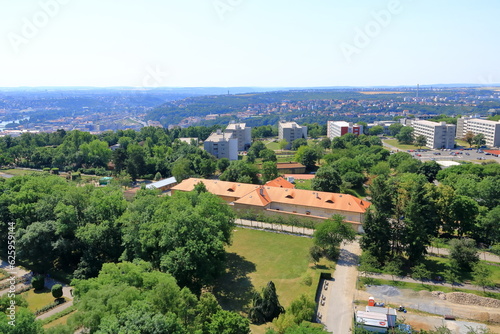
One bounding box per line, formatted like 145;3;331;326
383;139;422;151
214;228;334;313
21;288;58;312
265;141;280;151
294;179;312;190
0;168;41;176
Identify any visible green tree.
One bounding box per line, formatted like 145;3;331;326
207;310;250;334
388;123;404;136
313;214;355;259
51;284;63;299
388;152;413;169
443;264;461;286
415;135;427;148
418;161;442;182
395;127;414;144
278;139;289;151
449;238;479;272
249;281;284;324
294;146;319;171
220;160;259;184
0;307;44;334
172;158;193;182
368;125;384;136
260;148;277;162
319;137;331;149
291;138;307;151
464;131;475;148
217;158;230;173
342;171;365;188
472;263;494;293
309;246;323;265
32;275;45;291
384;258;403;281
262;161;279;183
248;141;267;158
473;133;486;150
311;165;342;193
154;171;162;181
411;263;431;284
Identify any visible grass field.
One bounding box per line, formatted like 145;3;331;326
214;228;334;312
294;179;312;190
21;289;57;312
383;139;423;151
265;140;280;151
0;168;40;176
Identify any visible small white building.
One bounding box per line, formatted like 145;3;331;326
146;177;178;191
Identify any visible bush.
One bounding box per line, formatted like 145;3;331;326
449;238;479;272
51;284;63;299
32;275;45;291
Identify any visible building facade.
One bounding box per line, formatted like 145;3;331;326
456;117;500;147
203;130;238;160
278;122;307;149
171;178;371;233
224;122;252;151
327;121;363;139
411;120;456;149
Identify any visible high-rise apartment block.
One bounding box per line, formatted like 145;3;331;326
203;129;238;160
327;121;363;139
456;117;500;147
411;120;456;149
224;122;252;151
278;122;307;149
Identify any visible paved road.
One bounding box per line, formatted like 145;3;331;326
427;246;500;263
324;240;362;334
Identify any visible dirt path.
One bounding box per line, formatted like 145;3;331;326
323;240;361;334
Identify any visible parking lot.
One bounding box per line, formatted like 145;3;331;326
408;148;500;163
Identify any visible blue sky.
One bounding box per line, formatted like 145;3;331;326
0;0;499;87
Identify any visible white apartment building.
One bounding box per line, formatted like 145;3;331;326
456;117;500;147
412;120;456;149
278;122;307;149
203;130;238;160
224;122;252;151
327;121;363;139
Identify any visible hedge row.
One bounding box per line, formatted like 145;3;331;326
34;298;66;316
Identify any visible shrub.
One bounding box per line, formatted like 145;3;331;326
32;275;45;291
51;284;63;299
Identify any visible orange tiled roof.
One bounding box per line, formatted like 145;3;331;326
171;178;260;199
235;186;370;213
265;177;295;189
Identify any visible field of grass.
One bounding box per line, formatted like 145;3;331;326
383;139;423;151
265;141;280;151
214;228;334;313
294;179;312;190
21;289;57;312
0;168;40;176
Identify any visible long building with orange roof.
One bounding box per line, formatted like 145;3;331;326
171;177;371;232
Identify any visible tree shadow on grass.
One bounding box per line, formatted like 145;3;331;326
213;252;256;313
